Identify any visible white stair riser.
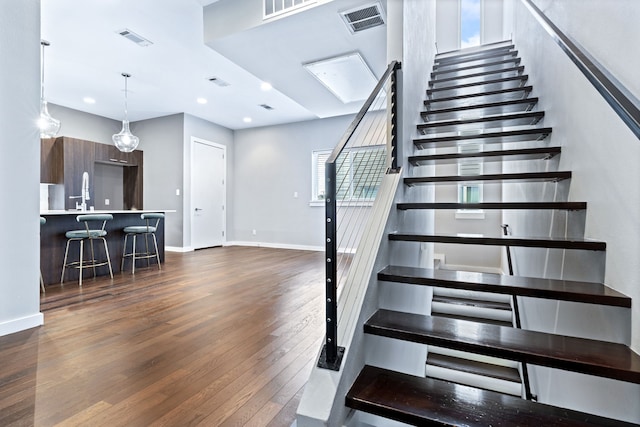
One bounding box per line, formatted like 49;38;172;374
433;287;512;304
428;346;519;369
431;301;514;322
425;365;523;397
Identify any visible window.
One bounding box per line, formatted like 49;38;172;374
264;0;315;18
456;143;484;219
458;162;482;205
311;147;386;205
460;0;481;48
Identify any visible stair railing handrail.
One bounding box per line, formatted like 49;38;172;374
319;60;401;370
522;0;640;140
327;61;401;166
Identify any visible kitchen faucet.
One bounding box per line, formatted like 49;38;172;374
69;171;90;211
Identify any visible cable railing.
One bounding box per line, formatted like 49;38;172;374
318;61;400;370
522;0;640;140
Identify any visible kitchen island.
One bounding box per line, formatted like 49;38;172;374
40;210;168;286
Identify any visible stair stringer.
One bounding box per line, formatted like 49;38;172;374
296;172;406;427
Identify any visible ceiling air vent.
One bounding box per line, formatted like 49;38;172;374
208;76;230;87
117;29;153;47
340;2;386;34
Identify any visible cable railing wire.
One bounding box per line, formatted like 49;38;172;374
318;61;400;370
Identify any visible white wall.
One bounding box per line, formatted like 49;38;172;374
49;104;121;144
0;0;43;336
481;0;504;44
504;1;640;422
529;0;640;100
232;114;353;249
435;0;460;53
133;114;185;247
434;160;503;271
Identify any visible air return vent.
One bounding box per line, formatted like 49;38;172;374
340;2;386;34
117;29;153;47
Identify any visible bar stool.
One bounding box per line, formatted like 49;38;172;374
121;213;164;274
40;217;46;293
61;214;114;286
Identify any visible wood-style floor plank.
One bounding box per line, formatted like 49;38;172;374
0;246;324;426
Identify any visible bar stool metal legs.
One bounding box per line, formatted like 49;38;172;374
121;213;164;274
60;214;114;287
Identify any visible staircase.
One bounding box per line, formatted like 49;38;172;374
345;41;640;426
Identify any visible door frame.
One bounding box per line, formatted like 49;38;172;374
190;137;227;249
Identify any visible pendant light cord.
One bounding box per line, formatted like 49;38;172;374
40;40;49;101
121;73;132;122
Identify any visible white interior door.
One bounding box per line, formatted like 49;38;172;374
192;139;225;249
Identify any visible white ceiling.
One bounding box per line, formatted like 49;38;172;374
41;0;387;130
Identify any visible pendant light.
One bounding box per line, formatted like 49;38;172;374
38;40;61;138
112;73;139;152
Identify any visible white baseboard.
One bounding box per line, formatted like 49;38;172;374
0;313;44;337
224;241;323;252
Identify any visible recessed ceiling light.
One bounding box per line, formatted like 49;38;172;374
197;97;208;104
243;117;252;123
261;82;273;91
83;97;96;104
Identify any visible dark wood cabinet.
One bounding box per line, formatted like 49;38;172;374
94;143;138;166
62;137;96;210
40;138;63;184
41;137;143;210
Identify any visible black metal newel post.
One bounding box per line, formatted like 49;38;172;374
389;64;399;172
317;161;345;371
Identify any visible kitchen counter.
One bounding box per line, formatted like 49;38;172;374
41;209;175;215
40;210;171;286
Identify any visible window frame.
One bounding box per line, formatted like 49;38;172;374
456;143;485;219
310;146;386;207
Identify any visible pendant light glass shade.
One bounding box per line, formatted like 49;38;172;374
112;73;139;152
113;120;139;152
39;40;60;138
39;100;61;138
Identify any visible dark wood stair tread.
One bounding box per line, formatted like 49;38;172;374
422;97;539;119
378;265;629;307
434;48;517;68
427;353;522;383
429;66;525;86
414;127;552;149
404;171;571;185
435;42;514;61
346;365;637;426
424;86;533;106
389;232;606;250
427;312;514;328
409;146;560;165
431;57;522;77
434;44;515;66
398;201;587;211
365;310;640;383
427;75;529;95
432;295;512;311
418;111;545;133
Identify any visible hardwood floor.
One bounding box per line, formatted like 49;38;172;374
0;246;325;426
